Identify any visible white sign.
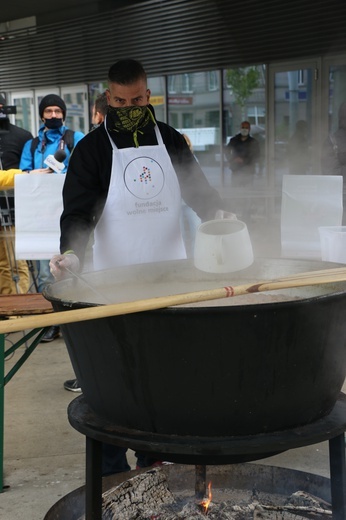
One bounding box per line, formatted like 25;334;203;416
14;174;65;260
281;175;343;259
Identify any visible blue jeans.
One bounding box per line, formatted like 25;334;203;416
36;259;54;293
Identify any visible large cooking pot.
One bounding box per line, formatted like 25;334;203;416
44;258;346;437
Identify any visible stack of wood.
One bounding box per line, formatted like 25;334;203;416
102;467;174;519
81;468;332;519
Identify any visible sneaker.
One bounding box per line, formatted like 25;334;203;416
63;378;82;393
40;326;61;343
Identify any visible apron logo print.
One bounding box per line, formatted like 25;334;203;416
124;156;165;199
139;166;152;184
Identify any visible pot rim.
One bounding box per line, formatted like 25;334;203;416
43;283;346;313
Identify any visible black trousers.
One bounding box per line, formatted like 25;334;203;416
101;443;160;475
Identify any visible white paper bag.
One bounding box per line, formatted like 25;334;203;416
281;175;343;259
14;174;65;260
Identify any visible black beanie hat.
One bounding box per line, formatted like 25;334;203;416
39;94;66;119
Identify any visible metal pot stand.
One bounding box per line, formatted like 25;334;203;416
60;393;346;520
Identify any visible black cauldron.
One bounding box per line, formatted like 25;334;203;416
44;258;346;437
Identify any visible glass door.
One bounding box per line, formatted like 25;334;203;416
268;60;321;189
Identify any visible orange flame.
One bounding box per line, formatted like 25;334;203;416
200;481;212;514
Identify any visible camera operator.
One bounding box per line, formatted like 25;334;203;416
0;94;33;294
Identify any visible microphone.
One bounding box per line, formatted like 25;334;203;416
44;149;67;173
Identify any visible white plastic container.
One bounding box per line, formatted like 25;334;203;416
194;219;254;273
319;226;346;263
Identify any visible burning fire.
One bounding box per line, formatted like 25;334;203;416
199;481;212;514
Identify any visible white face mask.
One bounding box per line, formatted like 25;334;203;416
240;128;249;137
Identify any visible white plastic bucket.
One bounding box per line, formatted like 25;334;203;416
194;219;254;273
318;226;346;263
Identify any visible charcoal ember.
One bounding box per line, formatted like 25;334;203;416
253;509;330;519
101;467;175;519
253;511;310;519
286;490;331;511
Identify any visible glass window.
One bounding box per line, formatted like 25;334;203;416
168;76;176;94
326;64;346;133
273;68;314;182
223;65;266;188
182;73;193;94
148;76;166;123
169;112;178;128
11;94;35;134
208;71;218;91
298;70;305;86
224;65;265;141
182;113;193;127
61;85;88;134
168;70;221;188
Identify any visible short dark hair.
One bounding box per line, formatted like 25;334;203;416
94;91;108;116
108;59;147;85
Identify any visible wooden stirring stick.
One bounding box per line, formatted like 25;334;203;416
1;266;346;334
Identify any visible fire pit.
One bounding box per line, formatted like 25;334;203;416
62;393;346;518
44;258;346;437
44;462;334;520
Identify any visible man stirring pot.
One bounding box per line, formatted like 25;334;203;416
50;58;234;474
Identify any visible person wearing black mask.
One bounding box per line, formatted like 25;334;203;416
49;58;234;475
226;120;260;180
19;93;84;342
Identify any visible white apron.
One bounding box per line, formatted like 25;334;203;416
93;123;186;270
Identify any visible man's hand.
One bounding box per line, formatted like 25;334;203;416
49;253;80;281
214;209;237;220
30;168;52;174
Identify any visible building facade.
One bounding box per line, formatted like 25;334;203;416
1;0;346;200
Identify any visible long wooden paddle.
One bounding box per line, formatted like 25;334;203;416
1;266;346;334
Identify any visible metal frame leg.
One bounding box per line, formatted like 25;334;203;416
329;433;346;519
85;436;103;520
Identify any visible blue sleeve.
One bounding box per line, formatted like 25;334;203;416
19;139;34;171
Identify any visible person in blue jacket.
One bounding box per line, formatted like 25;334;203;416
19;93;84;342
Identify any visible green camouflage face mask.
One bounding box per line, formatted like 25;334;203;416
107;105;155;147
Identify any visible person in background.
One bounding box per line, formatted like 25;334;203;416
20;94;84;341
0;94;33;295
63;91;109;393
49;58;234;475
226;120;260;179
90;91;108;132
321;102;346;224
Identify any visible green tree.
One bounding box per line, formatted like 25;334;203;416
226;67;261;118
